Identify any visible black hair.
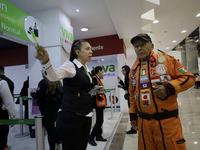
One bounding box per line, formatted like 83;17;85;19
0;65;4;72
91;66;102;76
122;65;130;80
69;40;88;62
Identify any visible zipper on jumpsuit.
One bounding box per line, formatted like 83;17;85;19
146;60;167;150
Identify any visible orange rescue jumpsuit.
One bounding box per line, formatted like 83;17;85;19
129;51;195;150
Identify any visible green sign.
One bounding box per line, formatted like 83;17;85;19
92;65;115;73
0;0;30;41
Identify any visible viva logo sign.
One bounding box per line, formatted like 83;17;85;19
92;65;115;73
60;22;73;53
92;65;116;79
61;27;73;43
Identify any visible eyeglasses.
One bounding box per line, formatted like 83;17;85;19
121;70;126;72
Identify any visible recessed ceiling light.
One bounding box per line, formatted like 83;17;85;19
196;13;200;17
166;47;170;49
172;40;176;43
153;20;159;24
76;9;79;12
181;30;187;33
194;141;198;144
81;28;88;31
102;59;104;61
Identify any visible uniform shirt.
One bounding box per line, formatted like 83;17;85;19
41;59;93;117
0;79;16;119
0;75;14;95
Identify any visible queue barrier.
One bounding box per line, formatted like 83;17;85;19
0;116;45;150
13;95;33;138
105;88;117;120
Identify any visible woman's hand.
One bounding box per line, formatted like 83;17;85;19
118;85;123;88
35;46;49;64
117;76;121;82
30;91;34;95
94;86;104;94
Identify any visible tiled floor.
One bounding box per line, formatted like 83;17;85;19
6;87;200;150
7;109;122;150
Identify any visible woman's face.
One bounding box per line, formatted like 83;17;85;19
98;70;104;77
77;42;93;63
122;68;127;76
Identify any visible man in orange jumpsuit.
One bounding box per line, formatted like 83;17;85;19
129;33;195;150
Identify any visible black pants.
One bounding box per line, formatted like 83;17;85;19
0;110;9;150
39;102;60;150
56;111;92;150
90;107;104;139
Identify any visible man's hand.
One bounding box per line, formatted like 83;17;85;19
131;120;137;130
35;46;49;64
153;85;167;100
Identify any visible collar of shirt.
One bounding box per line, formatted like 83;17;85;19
73;59;90;72
73;59;92;83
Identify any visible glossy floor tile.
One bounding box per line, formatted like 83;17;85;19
7;109;122;150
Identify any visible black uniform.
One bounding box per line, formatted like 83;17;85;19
31;79;60;150
56;63;94;150
0;75;14;150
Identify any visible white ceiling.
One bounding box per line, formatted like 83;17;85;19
7;0;200;65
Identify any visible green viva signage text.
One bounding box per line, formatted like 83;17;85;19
0;0;31;41
92;65;115;73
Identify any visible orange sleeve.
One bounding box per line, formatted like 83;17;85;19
166;54;195;94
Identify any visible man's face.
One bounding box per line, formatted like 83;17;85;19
133;38;154;61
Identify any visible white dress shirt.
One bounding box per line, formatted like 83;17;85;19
0;80;16;119
41;59;93;117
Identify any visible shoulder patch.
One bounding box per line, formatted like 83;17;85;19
158;56;166;63
178;66;188;74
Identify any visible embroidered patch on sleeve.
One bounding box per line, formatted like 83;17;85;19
178;66;188;74
160;75;171;83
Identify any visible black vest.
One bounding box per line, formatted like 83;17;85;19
61;63;94;115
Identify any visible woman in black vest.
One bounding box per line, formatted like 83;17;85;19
117;65;137;134
34;40;103;150
89;66;107;146
30;73;62;150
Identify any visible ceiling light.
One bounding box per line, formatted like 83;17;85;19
81;28;88;32
153;20;159;24
102;59;104;61
194;141;198;144
166;47;170;49
181;30;187;33
196;13;200;17
76;9;79;12
172;40;176;43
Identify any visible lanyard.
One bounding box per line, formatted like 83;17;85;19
82;66;92;83
96;74;104;87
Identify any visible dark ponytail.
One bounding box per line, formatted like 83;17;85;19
91;66;102;76
69;40;87;62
